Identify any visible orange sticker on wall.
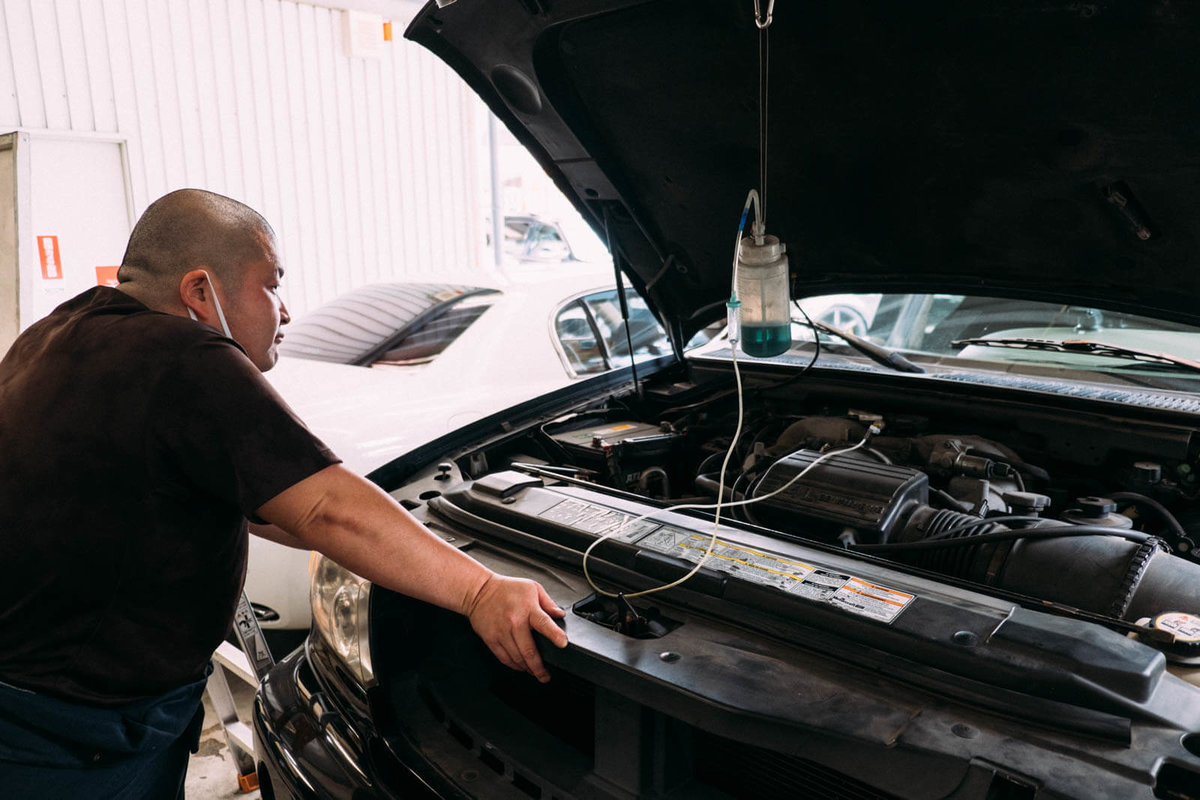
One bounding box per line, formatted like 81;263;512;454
38;236;63;280
95;266;120;287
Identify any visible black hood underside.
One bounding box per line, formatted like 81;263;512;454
408;0;1200;340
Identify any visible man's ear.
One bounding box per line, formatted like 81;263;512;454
179;268;212;320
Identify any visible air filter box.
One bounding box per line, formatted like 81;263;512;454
751;449;929;542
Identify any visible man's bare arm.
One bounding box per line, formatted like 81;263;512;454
248;521;307;549
255;464;567;681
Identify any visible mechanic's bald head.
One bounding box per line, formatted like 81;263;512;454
117;189;276;307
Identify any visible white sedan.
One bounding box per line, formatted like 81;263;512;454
246;265;671;645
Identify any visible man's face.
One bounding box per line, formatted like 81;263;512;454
221;233;291;372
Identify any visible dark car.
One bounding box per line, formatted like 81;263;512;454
253;3;1200;798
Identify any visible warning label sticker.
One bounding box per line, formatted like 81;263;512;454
669;535;817;592
540;499;661;543
538;498;916;624
638;526;913;623
830;577;914;623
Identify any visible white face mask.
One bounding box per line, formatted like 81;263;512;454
186;270;233;339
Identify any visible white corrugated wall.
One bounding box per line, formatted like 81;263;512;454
0;0;491;316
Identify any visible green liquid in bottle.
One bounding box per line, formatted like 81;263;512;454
740;323;791;358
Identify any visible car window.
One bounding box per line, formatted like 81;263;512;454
503;219;531;246
555;289;670;375
700;291;1200;389
278;283;495;366
583;290;668;366
526;223;572;261
796;294;880;337
372;299;494;366
791;292;1200;387
868;294;1200;352
555;302;606;374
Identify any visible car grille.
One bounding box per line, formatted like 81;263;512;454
417;666;900;800
693;732;901;800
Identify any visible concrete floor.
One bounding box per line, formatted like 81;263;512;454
186;674;261;800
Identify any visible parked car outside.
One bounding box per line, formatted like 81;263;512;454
245;265;672;644
798;292;881;337
501;214;611;265
253;3;1200;799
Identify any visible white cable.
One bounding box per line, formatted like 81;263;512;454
580;420;874;599
579;191;876;599
579;346;745;599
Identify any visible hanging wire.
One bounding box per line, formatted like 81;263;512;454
576;1;787;601
756;0;773;237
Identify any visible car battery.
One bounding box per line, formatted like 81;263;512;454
548;419;682;497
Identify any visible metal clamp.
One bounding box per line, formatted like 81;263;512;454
754;0;775;28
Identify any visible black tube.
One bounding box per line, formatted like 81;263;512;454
1109;491;1188;539
854;525;1155;552
925;514;1063;541
866;506;1197;620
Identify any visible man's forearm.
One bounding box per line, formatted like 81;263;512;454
255;464;568;683
256;464;492;616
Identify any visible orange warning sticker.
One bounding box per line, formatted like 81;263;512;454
831;577;915;622
38;236;63;280
95;266;120;287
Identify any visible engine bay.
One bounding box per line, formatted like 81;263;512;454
384;363;1200;797
428;364;1200;668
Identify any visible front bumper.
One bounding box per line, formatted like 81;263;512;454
253;637;551;800
253;643;394;800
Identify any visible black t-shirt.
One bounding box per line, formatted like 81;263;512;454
0;287;339;707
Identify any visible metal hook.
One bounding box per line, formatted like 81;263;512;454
754;0;774;28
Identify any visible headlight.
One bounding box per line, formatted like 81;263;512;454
309;553;376;687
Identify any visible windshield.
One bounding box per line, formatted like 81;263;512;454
867;294;1200;383
705;293;1200;391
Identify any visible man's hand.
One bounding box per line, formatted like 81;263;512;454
259;465;570;682
464;575;568;683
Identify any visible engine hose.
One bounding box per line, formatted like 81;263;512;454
890;506;1189;620
891;508;1015;585
1109;491;1188;539
1109;537;1170;619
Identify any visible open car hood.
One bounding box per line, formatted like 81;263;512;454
407;0;1200;342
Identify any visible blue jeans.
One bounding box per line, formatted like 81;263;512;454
0;669;209;800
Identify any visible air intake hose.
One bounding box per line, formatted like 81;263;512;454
895;506;1198;620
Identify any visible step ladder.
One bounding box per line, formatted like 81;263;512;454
205;591;275;794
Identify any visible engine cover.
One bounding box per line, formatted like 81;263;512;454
751;449;929;542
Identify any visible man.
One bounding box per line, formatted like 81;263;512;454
0;189;568;798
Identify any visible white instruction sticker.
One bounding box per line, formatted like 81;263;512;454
783;568;848;601
540;499;660;543
639;526;702;553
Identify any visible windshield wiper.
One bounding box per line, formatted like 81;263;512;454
951;337;1200;374
810;320;926;373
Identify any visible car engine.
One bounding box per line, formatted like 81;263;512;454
429;365;1200;661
